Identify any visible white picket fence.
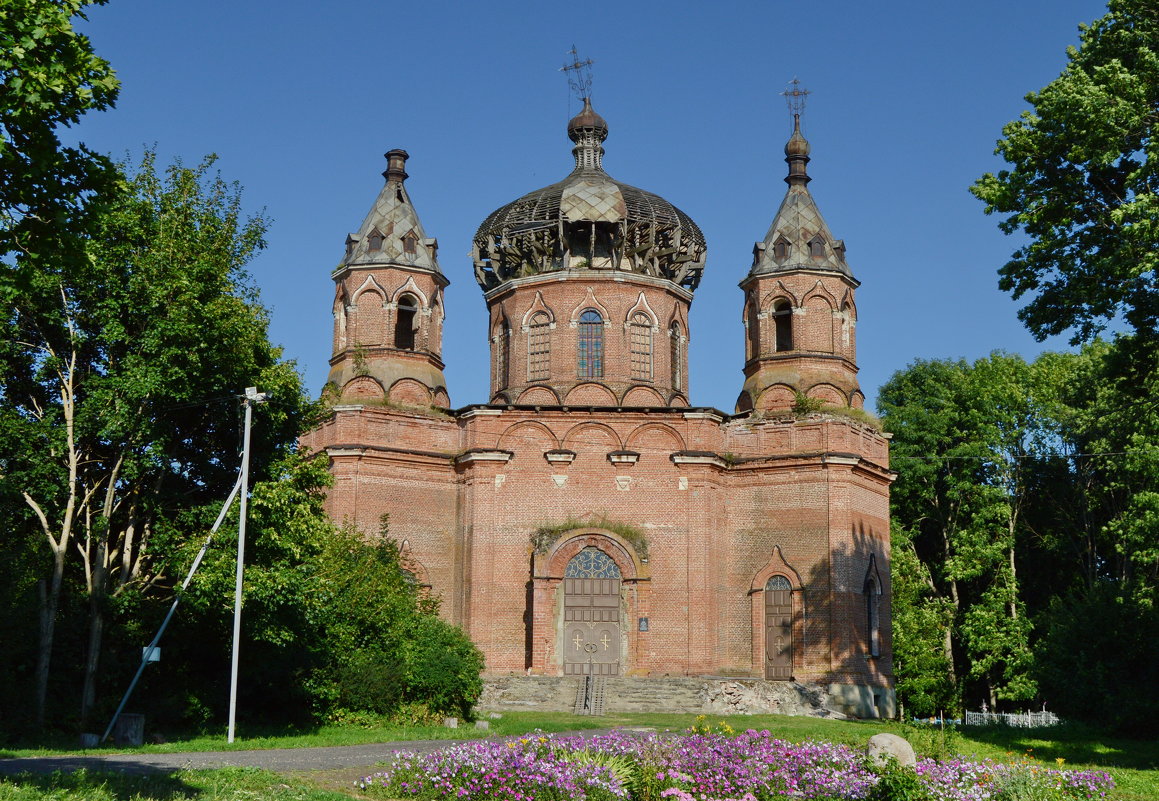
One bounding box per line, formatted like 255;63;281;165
964;710;1060;728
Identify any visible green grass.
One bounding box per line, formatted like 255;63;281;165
0;766;350;801
3;713;1157;800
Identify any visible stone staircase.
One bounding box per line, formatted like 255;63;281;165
477;676;844;718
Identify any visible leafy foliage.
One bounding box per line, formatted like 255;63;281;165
971;0;1159;348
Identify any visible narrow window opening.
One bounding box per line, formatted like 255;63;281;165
577;309;604;378
773;238;790;260
528;312;551;381
630;312;652;380
494;317;509;390
403;233;418;255
395;293;419;350
669;322;682;391
772;300;793;352
809;235;825;258
368;230;383;251
865;575;881;658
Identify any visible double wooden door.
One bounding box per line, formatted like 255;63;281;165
563;576;620;676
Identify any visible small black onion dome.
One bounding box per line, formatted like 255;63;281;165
784;114;810;157
568;97;608;141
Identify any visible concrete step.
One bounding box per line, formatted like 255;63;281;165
477;676;846;718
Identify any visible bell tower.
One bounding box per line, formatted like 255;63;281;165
327;150;451;409
737;91;862;413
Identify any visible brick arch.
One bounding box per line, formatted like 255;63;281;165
536;529;647;581
350;274;388;304
562;421;622;451
621;385;665;407
806;382;845;406
850;389;866;410
625;422;686;452
341;375;385;402
388;378;432;406
564;382;617;406
802;280;839;309
390;275;430;307
759;281;800;309
432;388;451;408
667;393;689;408
498;420;560;451
520;290;555;327
749;545;804;592
517;385;561;405
735;390;754;413
756;383;796;412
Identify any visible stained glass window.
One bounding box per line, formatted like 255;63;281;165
577;309;603;378
565;547;621;578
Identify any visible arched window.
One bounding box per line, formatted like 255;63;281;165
528;311;551;381
402;233;418;255
629;312;652;380
773;237;790;261
565;547;621;579
395;293;419;350
368;230;383;251
577;309;603;378
494;316;509;390
809;235;826;258
772;300;793;352
669;322;682;391
865;572;881;658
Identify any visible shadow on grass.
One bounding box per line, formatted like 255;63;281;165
959;723;1159;771
0;767;196;799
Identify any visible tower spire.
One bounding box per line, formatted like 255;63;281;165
780;79;811;186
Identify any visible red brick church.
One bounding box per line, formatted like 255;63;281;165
301;98;895;717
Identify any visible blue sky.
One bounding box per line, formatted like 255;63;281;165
71;0;1107;413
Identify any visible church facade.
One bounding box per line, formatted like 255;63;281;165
300;99;896;717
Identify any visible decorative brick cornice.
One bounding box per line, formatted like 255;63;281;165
544;449;577;464
455;448;514;465
607;450;640;465
670;451;728;468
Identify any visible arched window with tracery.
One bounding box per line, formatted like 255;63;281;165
629;312;652;380
528;312;551;381
577;309;604;378
669;321;682;391
565;547;622;578
395;293;420;350
772;299;793;352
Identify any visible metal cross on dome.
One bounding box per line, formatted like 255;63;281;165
561;45;594;101
781;77;811;117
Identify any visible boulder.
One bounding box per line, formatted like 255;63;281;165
866;733;916;768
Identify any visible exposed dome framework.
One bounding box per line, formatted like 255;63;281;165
472;99;707;292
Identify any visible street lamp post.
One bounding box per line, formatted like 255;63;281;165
227;387;267;744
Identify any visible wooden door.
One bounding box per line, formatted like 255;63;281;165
764;575;792;680
563;548;621;676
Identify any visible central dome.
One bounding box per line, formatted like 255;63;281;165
472;99;707;291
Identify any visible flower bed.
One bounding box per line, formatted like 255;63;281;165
357;729;1114;801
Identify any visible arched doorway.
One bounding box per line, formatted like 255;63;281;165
764;575;793;680
563;547;621;676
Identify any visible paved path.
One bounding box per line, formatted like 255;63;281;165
0;729;625;777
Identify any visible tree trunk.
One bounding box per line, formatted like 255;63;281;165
80;551;107;727
34;549;66;730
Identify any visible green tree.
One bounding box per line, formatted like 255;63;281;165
0;0;119;258
879;354;1050;709
1;0;119;731
1;151;309;729
971;0;1159;348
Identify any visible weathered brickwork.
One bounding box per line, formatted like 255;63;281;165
301;102;896;716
